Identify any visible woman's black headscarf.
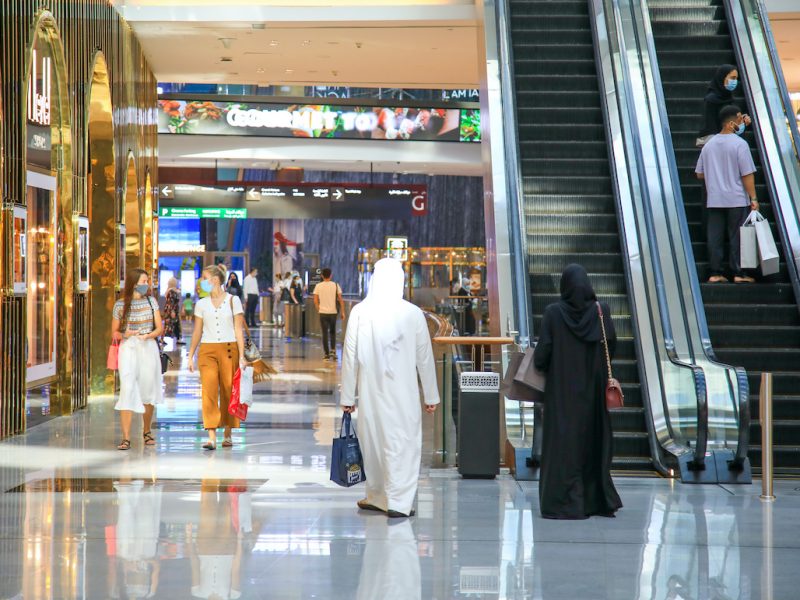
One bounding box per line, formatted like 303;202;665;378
557;264;601;342
705;64;737;104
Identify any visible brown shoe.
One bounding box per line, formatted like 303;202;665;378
357;499;383;512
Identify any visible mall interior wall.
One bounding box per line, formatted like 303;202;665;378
236;170;486;293
0;1;158;438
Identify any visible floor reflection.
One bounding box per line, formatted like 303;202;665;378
0;330;797;598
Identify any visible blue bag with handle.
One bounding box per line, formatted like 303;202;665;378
331;412;366;487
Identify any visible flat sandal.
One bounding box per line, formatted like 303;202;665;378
143;431;156;446
117;439;131;451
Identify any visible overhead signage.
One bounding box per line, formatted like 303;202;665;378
159;206;247;219
158;99;480;143
158;183;428;220
28;49;52;126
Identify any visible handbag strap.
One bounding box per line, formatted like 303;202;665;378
147;297;164;350
339;411;357;438
596;302;613;380
230;294;253;341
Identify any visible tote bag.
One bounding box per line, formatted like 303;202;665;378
330;412;366;487
739;211;759;270
754;213;780;276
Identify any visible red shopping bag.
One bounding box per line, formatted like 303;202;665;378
107;340;120;371
229;367;248;421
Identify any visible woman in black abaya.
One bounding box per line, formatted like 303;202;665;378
533;264;622;519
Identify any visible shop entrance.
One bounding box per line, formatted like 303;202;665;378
87;52;116;395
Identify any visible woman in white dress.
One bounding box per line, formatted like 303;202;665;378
112;268;164;450
340;258;439;518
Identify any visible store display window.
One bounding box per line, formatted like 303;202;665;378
77;216;89;292
13;206;27;295
26;170;57;384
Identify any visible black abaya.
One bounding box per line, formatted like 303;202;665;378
533;266;622;519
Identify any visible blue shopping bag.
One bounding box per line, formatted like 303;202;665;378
330;412;366;487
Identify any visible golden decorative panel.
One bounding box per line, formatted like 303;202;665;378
0;1;158;438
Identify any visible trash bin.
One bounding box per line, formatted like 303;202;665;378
457;371;500;479
285;303;303;339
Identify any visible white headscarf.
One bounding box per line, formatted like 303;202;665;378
359;258;405;379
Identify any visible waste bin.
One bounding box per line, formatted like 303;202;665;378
457;371;500;479
285;303;303;339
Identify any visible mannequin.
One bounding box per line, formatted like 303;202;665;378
340;258;439;518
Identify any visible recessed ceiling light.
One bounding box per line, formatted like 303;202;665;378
221;56;233;62
332;70;339;76
269;40;279;46
302;40;311;46
285;68;294;73
256;67;265;73
327;41;340;45
252;23;266;30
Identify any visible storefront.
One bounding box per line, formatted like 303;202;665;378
0;4;158;437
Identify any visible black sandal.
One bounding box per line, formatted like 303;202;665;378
143;431;156;446
117;439;131;451
202;442;216;451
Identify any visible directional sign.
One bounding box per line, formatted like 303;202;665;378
160;185;173;198
160;207;247;219
331;188;345;202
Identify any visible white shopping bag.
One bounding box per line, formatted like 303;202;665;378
240;365;254;406
739;211;759;270
754;212;780;276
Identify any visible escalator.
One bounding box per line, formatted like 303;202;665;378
509;0;651;472
648;0;800;473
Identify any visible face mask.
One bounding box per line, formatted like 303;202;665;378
735;122;745;135
725;79;738;91
134;284;149;295
200;280;213;293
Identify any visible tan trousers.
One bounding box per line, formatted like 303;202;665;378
199;342;240;430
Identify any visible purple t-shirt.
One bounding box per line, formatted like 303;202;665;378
695;133;756;208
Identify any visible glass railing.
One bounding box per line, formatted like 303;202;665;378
725;0;800;307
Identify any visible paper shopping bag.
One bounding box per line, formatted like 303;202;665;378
239;365;254;407
330;412;366;487
229;368;249;421
754;214;780;276
500;348;545;403
739;212;759;270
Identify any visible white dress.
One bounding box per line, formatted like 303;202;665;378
340;258;440;515
114;297;164;413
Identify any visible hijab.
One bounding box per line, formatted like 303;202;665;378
557;264;601;342
359;258;405;378
704;64;737;104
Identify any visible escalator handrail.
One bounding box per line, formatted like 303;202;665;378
630;0;750;468
753;0;800;165
725;0;800;317
605;0;714;470
496;0;534;345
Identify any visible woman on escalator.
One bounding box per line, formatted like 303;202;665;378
696;64;751;147
533;264;622;520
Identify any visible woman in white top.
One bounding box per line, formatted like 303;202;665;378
111;268;164;451
188;264;246;450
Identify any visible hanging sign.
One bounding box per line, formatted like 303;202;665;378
27;49;52;126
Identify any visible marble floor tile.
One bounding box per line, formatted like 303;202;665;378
0;329;798;599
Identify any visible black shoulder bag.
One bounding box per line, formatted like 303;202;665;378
148;298;172;374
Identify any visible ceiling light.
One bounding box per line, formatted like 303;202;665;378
252;23;266;30
332;70;339;76
221;56;233;62
219;37;235;49
302;40;311;46
269;40;279;46
355;42;363;49
256;67;265;73
285;68;294;73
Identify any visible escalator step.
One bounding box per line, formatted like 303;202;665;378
527;233;622;253
523;194;616;214
531;272;628;294
517;90;601;108
522;159;610;177
509;0;588;16
650;20;729;36
516;43;593;61
652;34;732;51
522;176;614;195
515;59;598;76
519;124;606;142
701;282;796;304
529;252;625;273
715;348;800;372
610;407;648;432
516;75;600;93
701;303;798;325
710;326;800;348
519;141;608;158
750;396;800;420
527;214;619;234
510;29;593;45
517;107;604;126
511;15;594;30
649;6;726;20
747;372;800;396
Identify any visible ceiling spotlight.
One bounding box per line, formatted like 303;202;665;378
221;56;233;62
302;40;311;46
269;40;279;46
256;67;265;73
285;68;294;74
219;37;236;49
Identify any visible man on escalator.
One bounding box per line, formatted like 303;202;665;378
695;105;759;284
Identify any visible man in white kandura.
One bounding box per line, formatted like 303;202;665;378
340;258;440;518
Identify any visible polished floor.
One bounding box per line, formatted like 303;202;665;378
1;328;799;599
